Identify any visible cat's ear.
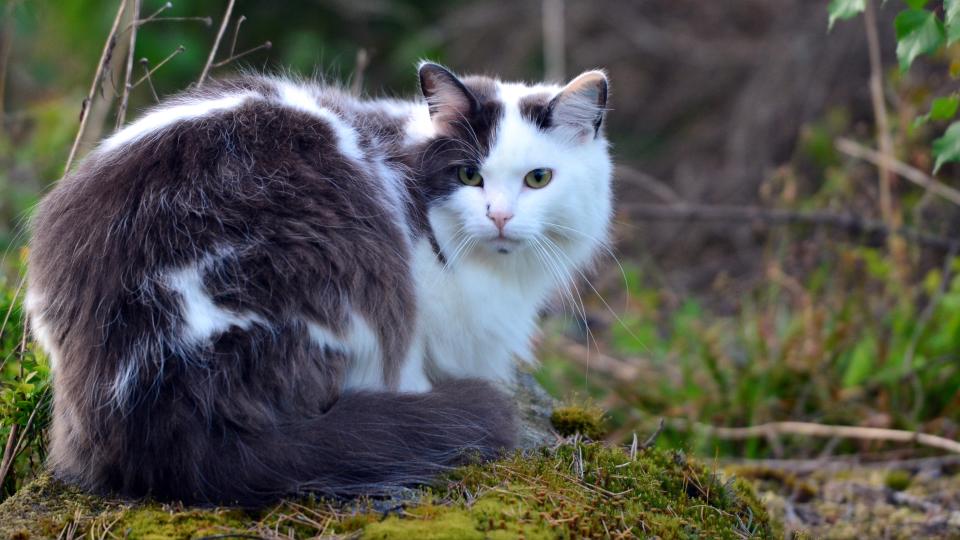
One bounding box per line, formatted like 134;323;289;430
549;70;608;141
418;62;479;129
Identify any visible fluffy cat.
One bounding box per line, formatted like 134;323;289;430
25;62;613;505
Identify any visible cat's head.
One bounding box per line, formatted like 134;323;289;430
416;62;613;273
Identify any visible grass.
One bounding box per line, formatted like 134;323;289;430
0;440;778;539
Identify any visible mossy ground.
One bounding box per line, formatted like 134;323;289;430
0;440;777;539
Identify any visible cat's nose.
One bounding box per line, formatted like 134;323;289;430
487;209;513;232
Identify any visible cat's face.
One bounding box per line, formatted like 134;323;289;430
416;63;613;271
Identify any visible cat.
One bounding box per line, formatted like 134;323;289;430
25;62;613;505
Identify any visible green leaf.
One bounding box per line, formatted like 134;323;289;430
932;121;960;172
947;0;960;43
913;94;960;128
894;9;946;72
828;0;866;29
904;0;929;8
843;336;877;388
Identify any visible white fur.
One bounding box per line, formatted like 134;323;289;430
416;77;613;383
102;92;256;152
166;258;265;345
275;81;364;162
24;292;60;371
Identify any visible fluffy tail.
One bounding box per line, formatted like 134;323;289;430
110;378;516;506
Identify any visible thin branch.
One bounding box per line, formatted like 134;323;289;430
623;202;960;252
863;0;897;226
836;137;960;207
136;16;212;26
198;0;235;86
132;46;184;88
671;419;960;455
0;424;17;490
139;58;159;102
65;0;128;172
136;1;172;27
542;0;565;82
228;15;246;58
115;0;140;131
209;41;271;69
617;165;683;203
351;48;369;97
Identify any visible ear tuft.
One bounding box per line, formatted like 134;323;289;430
418;62;478;128
549;70;609;141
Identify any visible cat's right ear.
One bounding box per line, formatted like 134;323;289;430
418;62;479;130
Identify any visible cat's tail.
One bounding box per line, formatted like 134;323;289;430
189;378;516;505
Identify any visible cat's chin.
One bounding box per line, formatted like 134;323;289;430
484;237;524;255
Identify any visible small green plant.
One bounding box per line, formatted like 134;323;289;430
829;0;960;171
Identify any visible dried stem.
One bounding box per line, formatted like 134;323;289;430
210;41;271;69
229;15;246;58
623;202;959;252
351;48;369;97
198;0;236;87
133;46;184;88
139;58;159;102
115;0;140;131
836;137;960;207
65;0;128;172
0;424;18;489
671;419;960;455
542;0;565;81
863;0;896;226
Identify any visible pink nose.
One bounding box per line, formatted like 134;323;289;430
487;209;513;232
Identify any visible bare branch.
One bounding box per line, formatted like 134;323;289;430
836;137;960;207
139;58;159;102
115;0;141;131
65;0;128;172
351;48;369;97
669;419;960;455
198;0;236;86
864;0;897;227
623;202;960;252
210;41;271;69
229;15;246;58
132;46;184;88
542;0;565;82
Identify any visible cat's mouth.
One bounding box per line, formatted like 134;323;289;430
488;236;522;254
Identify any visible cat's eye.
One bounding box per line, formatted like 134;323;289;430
524;168;553;189
457;166;483;187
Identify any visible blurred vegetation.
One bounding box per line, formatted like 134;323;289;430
1;1;960;535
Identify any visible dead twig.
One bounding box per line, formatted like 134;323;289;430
617;165;683;203
115;0;140;130
623;202;960;253
65;0;128;171
863;0;897;227
139;58;160;102
198;0;236;86
640;418;665;451
836;137;960;207
672;419;960;454
350;48;369;97
132;46;184;88
209;41;271;69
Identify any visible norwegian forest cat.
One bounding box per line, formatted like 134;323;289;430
25;63;613;505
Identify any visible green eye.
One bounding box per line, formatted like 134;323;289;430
524;168;553;189
457;166;483;187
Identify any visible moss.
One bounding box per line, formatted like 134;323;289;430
549;404;606;439
0;442;777;539
884;470;912;492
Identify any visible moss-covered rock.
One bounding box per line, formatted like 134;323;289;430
0;442;777;539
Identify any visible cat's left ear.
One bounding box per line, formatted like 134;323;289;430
418;62;479;131
550;70;609;142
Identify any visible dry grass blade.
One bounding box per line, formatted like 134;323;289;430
198;0;236;86
65;0;128;172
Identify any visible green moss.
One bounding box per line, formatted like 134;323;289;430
0;442;777;539
884;470;912;492
549;404;606;439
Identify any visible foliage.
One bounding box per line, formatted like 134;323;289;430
0;441;778;539
829;0;960;171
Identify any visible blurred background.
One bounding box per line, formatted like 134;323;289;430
2;1;960;534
